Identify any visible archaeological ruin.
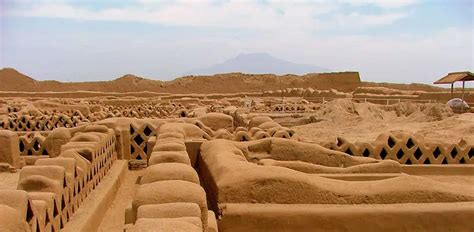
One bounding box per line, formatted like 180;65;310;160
0;70;473;232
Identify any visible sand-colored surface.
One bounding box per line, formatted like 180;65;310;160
0;172;19;190
0;68;362;93
98;169;144;232
292;100;474;144
0;67;473;232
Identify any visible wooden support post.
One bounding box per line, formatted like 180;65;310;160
451;83;454;99
461;81;466;113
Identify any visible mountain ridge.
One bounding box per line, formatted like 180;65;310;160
185;52;329;76
0;67;448;94
0;68;364;93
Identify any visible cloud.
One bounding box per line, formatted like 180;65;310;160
3;0;469;84
339;0;419;8
221;25;472;83
335;12;410;27
4;0;412;31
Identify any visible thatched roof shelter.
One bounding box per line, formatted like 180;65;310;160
434;71;473;112
434;71;474;84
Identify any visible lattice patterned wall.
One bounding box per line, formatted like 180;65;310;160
271;104;310;112
0;114;88;131
323;133;473;165
129;123;157;160
15;126;117;232
18;133;49;156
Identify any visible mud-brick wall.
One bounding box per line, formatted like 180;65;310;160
303;72;361;93
419;91;474;104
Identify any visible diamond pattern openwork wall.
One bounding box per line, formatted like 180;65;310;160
19;133;49;156
322;133;473;165
129;123;157;160
0;114;88;131
14;126;118;232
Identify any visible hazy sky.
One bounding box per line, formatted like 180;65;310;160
0;0;473;84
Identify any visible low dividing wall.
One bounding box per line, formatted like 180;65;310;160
1;114;88;131
0;124;117;232
323;133;473;165
126;122;217;232
197;138;474;232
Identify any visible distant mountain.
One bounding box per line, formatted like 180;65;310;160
185;52;329;76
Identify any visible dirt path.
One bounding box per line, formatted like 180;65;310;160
98;169;144;232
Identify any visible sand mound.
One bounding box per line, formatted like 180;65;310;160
314;99;453;123
0;68;36;90
315;99;386;121
383;102;454;122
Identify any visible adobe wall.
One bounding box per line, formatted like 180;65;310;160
323;133;473;165
0;130;20;168
0;124;118;232
353;87;474;104
127;120;218;232
197;138;474;231
218;203;474;232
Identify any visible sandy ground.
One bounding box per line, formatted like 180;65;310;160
98;169;144;232
292;111;474;145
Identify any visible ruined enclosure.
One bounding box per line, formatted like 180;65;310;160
0;81;473;232
1;0;473;228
